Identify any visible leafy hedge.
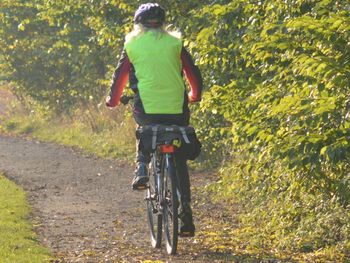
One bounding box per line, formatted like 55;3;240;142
194;0;350;254
1;0;349;256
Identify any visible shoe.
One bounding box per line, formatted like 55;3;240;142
179;202;195;237
132;162;149;190
179;223;195;237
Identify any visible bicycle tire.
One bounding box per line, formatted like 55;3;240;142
162;154;179;255
146;158;162;248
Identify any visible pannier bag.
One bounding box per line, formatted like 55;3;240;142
136;125;202;160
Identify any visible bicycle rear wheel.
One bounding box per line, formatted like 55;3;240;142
146;159;162;248
162;154;179;255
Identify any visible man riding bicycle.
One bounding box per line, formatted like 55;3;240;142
106;3;203;237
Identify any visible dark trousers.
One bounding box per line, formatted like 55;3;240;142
133;111;191;203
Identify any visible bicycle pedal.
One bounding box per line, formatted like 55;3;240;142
133;185;148;190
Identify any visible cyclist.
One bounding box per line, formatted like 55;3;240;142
106;3;203;237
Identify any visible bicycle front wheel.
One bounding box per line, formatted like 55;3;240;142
162;154;179;255
146;159;162;248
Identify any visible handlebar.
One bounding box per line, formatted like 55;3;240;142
120;95;134;105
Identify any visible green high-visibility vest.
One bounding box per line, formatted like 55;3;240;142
125;30;184;114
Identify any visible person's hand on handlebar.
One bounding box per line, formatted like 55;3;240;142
105;96;117;107
106;95;134;107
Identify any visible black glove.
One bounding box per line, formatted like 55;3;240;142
120;95;133;105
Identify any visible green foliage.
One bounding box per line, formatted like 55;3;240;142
198;0;350;255
0;0;131;112
0;174;51;262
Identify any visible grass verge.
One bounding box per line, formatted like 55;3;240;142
1;100;135;162
0;174;50;262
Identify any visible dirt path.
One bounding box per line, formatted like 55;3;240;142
0;135;144;261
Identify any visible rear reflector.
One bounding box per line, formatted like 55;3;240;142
160;145;175;153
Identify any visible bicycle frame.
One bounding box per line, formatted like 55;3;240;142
152;145;180;213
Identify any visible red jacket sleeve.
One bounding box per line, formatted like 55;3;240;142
181;47;203;102
106;49;131;107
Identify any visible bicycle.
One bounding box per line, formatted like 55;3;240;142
121;95;198;255
143;125;182;255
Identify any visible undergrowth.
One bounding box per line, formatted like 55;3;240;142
206;157;350;262
1;100;135;161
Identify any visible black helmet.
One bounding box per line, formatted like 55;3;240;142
134;3;165;27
